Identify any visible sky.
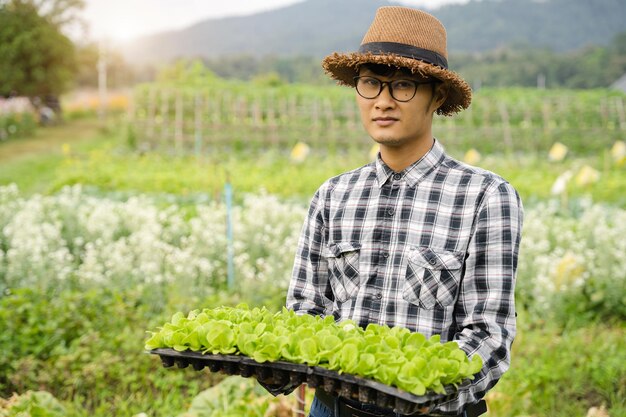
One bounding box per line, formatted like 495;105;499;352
80;0;469;42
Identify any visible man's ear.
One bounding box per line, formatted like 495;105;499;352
433;83;449;110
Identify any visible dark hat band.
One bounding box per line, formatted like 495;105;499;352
358;42;448;69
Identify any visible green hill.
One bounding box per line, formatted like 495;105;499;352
120;0;626;65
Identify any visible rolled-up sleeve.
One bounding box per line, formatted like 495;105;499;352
434;181;523;414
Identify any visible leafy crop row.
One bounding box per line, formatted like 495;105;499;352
129;82;626;154
145;305;482;396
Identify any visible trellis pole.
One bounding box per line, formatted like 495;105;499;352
175;91;184;151
225;177;235;291
194;94;203;156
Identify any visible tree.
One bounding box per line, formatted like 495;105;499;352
0;0;84;27
0;0;77;115
75;42;135;89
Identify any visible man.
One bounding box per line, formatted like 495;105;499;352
286;6;523;417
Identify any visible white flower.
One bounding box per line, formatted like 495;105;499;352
550;170;573;195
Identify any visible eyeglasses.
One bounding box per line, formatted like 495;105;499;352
353;76;437;102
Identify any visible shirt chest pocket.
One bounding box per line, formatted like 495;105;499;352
322;242;361;303
402;247;464;309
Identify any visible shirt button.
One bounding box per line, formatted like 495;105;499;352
393;173;402;181
382;251;389;258
375;293;383;299
429;258;437;265
386;208;395;216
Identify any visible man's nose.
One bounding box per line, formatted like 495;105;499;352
375;82;396;108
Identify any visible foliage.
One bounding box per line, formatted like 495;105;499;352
51;147;359;199
1;98;625;416
0;1;76;98
74;43;135;89
155;59;220;86
3;184;625;326
0;288;121;378
199;35;626;89
4;0;85;29
0;391;65;417
439;0;626;53
517;199;626;324
0;184;305;307
0;117;105;196
128;81;626;155
146;306;482;396
46;143;626;207
487;321;626;417
202;55;333;85
0;286;219;417
2;286;622;417
0;182;624;416
453;31;626;89
0;97;38;139
435;88;626;154
176;376;293;417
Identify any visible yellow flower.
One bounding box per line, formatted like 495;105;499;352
109;94;129;111
553;252;585;291
548;142;568;162
610;140;626;166
463;148;481;165
369;144;379;160
290;142;310;163
574;165;600;187
88;97;100;110
61;143;71;156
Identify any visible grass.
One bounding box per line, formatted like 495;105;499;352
0;118;114;194
4;123;625;208
487;317;626;417
2;117;625;208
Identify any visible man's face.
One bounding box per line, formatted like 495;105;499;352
356;67;442;150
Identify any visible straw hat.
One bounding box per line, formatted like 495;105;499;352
322;6;471;116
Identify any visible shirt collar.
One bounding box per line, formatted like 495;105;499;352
374;139;446;188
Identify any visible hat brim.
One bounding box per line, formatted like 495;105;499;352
322;52;471;116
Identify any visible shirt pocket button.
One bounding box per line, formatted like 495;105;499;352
403;247;464;309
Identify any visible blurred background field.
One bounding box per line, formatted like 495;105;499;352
1;0;626;417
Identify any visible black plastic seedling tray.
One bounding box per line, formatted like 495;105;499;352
150;348;460;415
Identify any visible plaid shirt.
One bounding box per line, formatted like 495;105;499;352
286;139;523;415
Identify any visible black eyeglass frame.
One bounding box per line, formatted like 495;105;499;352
353;76;439;102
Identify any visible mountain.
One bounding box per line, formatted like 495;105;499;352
121;0;385;65
120;0;626;65
439;0;626;53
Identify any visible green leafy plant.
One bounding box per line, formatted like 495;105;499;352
145;305;483;396
176;376;292;417
0;391;65;417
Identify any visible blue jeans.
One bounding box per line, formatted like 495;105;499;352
309;396;333;417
